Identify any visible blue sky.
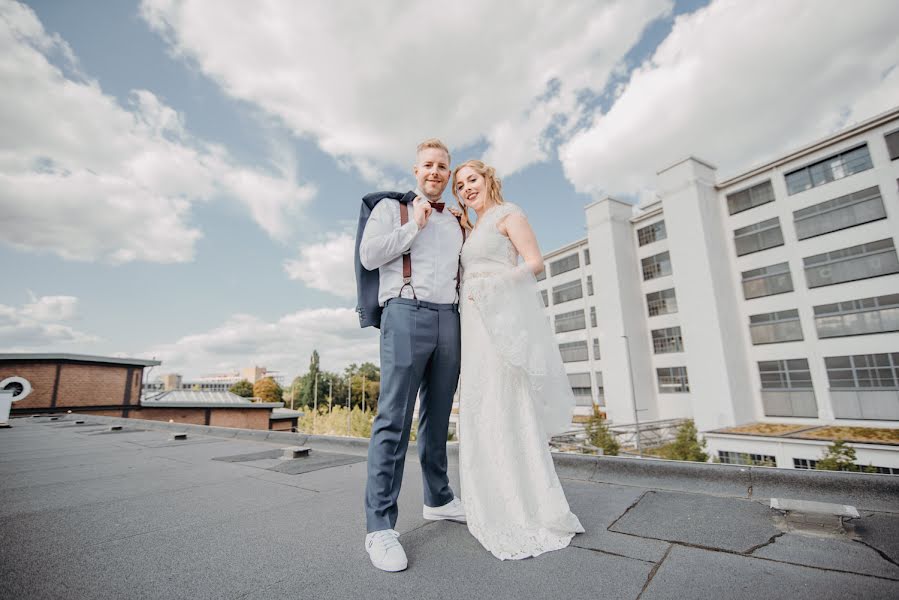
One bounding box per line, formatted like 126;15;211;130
2;0;897;380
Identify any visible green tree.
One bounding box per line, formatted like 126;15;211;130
816;440;875;473
658;420;708;462
229;379;254;398
344;362;381;411
253;377;283;403
584;405;619;456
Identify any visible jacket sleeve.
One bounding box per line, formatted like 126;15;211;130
359;200;420;270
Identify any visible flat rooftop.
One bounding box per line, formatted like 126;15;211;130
2;415;898;599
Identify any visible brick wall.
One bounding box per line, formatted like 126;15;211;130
210;409;269;430
269;418;296;432
0;361;143;412
0;363;58;410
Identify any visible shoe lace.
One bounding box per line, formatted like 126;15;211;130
372;529;401;551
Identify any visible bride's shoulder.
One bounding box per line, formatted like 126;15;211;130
494;201;526;220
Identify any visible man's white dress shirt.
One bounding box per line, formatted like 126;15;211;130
359;191;463;306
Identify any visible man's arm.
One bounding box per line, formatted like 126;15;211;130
359;200;422;271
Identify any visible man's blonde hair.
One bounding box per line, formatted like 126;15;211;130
416;138;451;164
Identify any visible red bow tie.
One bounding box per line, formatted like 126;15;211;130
429;200;445;212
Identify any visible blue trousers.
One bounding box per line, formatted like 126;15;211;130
364;298;460;532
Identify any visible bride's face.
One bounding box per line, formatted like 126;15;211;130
455;166;488;212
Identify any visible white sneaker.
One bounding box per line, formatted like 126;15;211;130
365;529;408;572
423;497;467;523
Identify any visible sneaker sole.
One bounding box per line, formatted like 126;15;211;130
422;513;467;523
370;561;408;572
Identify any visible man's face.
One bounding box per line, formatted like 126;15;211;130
413;147;451;199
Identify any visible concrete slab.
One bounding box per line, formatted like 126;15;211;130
609;490;781;553
771;497;860;518
752;533;899;580
563;480;670;562
641;545;899;600
855;511;899;565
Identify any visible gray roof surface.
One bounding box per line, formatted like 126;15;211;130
140;390;282;408
2;415;898;600
0;352;161;367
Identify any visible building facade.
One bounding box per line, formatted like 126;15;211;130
539;106;899;469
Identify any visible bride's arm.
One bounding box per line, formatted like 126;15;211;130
499;212;545;276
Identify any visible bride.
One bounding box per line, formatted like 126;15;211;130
452;159;584;560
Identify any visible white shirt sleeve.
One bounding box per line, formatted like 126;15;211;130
359;200;420;271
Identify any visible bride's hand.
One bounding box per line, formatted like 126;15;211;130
448;206;462;218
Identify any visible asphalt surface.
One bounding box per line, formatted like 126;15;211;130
2;415;897;599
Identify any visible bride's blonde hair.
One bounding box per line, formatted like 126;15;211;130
451;159;504;231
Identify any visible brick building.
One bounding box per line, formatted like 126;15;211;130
0;353;294;430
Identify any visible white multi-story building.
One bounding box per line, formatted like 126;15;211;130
540;106;899;471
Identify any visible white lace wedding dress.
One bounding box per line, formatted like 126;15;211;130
458;202;584;560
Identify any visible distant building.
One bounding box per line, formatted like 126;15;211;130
144;366;286;395
539;106;899;470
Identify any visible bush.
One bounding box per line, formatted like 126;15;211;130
656;420;708;462
815;440;876;473
584;405;619;456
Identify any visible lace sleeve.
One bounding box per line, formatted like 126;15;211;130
491;202;524;226
465;264;576;438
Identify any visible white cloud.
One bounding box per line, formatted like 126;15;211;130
560;0;899;198
140;0;672;180
283;233;356;299
0;294;98;348
142;307;378;379
21;291;78;321
0;0;315;263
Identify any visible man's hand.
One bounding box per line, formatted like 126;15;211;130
413;197;432;229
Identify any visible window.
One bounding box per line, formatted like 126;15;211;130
637;220;667;246
641;251;672;280
719;451;776;467
554;309;586;333
793;458;818;470
584;248;591;265
814;293;899;338
741;262;793;300
794;458;898;474
568;372;592;399
733;217;784;256
592;338;601;360
749;309;803;344
536;269;546;282
552;279;583;304
726;180;775;215
590;306;597;328
804;238;899;288
550;253;579;277
758;359;813;390
540;289;549;307
595;371;604;402
785;144;873;195
885;129;899;161
559;340;589;363
793;186;886;240
587;275;594;296
646;288;678;317
657;367;689;393
825;353;899;388
651;326;684;353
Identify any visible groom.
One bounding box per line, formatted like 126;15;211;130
358;138;466;572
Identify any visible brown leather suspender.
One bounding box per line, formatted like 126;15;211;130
397;201;466;303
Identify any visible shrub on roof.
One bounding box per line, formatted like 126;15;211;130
656;420;709;463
